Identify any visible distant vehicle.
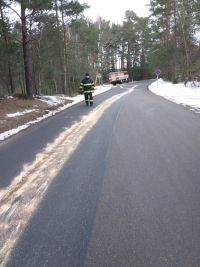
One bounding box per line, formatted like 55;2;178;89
107;71;129;85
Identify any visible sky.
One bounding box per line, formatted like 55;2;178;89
79;0;150;24
1;80;200;141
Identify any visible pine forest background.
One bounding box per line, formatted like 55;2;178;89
0;0;200;97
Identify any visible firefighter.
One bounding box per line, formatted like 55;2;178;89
80;73;95;106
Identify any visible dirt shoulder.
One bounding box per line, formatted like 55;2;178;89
0;96;72;134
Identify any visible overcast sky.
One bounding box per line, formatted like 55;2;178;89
80;0;150;24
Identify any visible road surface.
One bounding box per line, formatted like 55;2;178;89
1;81;200;266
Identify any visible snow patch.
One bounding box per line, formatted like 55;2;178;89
7;109;38;118
149;79;200;109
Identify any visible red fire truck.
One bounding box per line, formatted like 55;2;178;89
107;71;129;85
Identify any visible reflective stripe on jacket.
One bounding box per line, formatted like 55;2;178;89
80;78;95;93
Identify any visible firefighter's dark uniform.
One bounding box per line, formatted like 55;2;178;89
80;74;95;106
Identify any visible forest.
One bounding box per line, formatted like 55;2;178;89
0;0;200;97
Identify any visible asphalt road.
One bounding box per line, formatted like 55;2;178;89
1;80;200;267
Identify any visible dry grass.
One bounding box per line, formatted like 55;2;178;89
0;96;71;133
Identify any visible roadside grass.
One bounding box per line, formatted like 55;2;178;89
0;96;71;133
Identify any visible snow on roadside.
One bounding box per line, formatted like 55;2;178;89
7;109;38;118
0;85;113;141
149;79;200;109
2;81;200;142
39;95;68;106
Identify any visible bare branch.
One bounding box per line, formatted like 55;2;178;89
1;1;21;19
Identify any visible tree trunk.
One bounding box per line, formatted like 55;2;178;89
172;0;178;80
54;0;66;94
121;44;125;70
60;0;67;94
21;1;33;97
177;0;191;78
126;43;131;75
0;2;15;94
